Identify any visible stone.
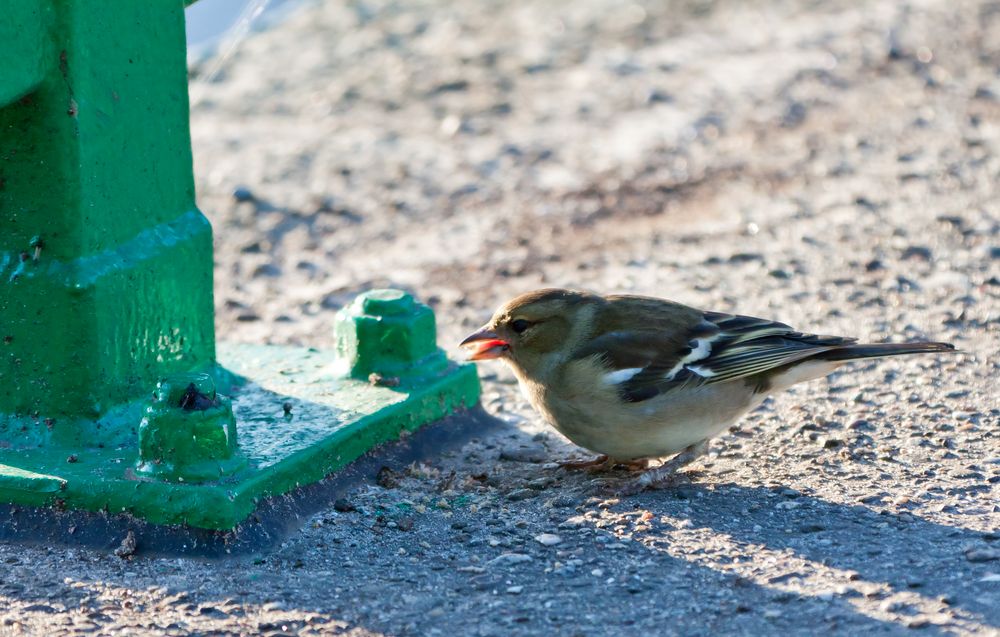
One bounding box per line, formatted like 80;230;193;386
534;533;562;546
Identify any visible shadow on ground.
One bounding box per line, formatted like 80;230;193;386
2;423;996;635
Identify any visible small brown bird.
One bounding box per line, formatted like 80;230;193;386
461;289;954;492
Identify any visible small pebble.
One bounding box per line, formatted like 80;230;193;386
232;186;255;202
114;530;137;559
369;372;401;388
965;548;1000;563
499;446;548;463
534;533;563;546
488;553;533;567
507;488;537;501
376;466;402;489
901;245;933;260
548;495;577;508
252;263;281;278
333;499;355;513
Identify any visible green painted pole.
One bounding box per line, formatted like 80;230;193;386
0;2;217;446
0;2;481;533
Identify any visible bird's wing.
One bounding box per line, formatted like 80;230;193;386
573;311;855;403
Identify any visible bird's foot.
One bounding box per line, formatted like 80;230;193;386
560;455;650;475
558;454;610;471
614;441;709;496
615;458;651;471
614;471;687;497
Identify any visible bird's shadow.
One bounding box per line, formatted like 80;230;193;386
485;419;999;630
609;478;998;629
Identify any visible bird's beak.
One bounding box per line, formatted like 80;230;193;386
460;326;509;360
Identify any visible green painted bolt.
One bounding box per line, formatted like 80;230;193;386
135;372;245;483
334;289;448;382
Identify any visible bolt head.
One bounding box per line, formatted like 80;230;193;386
360;289;414;316
154;372;216;406
136;372;244;483
335;289;445;380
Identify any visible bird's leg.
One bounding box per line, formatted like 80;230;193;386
619;441;709;495
563;455;651;482
559;454;610;471
615;458;651;471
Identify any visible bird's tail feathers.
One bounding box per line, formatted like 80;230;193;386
815;341;955;362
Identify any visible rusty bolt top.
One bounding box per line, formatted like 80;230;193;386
136;371;244;483
153;372;216;407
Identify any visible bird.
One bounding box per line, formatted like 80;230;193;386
460;288;955;493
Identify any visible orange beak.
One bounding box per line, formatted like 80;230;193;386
460;327;509;360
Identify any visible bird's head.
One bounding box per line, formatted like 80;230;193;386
460;288;600;375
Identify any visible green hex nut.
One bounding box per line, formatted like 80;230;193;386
135;372;246;483
334;289;448;382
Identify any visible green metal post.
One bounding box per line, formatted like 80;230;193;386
0;2;480;532
1;2;216;446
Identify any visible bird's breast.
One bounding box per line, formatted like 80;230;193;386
518;364;763;460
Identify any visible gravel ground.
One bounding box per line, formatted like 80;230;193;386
3;0;999;635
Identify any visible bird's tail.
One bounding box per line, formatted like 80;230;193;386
815;341;956;362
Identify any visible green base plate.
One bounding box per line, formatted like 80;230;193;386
0;407;501;557
0;343;481;530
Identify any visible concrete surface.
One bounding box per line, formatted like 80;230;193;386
2;0;997;635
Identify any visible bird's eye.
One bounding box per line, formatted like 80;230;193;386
510;319;532;334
